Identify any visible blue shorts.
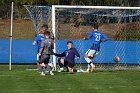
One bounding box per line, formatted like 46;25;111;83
90;44;100;51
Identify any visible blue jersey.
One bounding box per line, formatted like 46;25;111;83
85;29;108;51
56;48;80;64
35;35;45;53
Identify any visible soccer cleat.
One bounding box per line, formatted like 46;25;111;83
49;71;54;75
58;67;64;72
58;70;61;72
45;70;49;73
40;72;45;76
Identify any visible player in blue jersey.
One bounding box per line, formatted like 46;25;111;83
55;41;80;72
32;27;46;65
84;24;108;72
32;25;54;63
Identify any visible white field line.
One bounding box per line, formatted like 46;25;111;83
26;68;38;71
0;75;11;77
0;86;138;92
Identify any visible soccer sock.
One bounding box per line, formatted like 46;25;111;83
89;62;94;67
40;66;44;72
37;54;39;61
60;67;64;71
86;64;90;71
46;65;52;71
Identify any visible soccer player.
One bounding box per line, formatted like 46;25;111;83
32;27;46;66
38;31;54;76
84;24;108;72
55;41;80;72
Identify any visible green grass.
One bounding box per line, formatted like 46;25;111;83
0;65;140;93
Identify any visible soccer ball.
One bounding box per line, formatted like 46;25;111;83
114;56;120;63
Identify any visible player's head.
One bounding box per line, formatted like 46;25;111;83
41;24;48;31
39;27;45;35
44;31;50;39
67;41;73;49
91;23;99;30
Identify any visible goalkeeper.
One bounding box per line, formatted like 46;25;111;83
54;41;80;72
84;24;108;72
38;31;54;76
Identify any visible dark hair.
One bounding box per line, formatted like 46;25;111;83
91;24;99;29
67;41;73;44
42;24;48;29
44;31;50;36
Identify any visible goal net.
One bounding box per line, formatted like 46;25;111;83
24;5;51;35
52;5;140;70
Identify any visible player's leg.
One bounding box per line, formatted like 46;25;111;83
58;58;66;72
84;49;96;72
36;48;41;69
39;55;48;76
36;54;40;69
44;55;54;75
40;62;46;76
67;63;75;72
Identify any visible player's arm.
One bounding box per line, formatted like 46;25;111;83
39;41;45;55
51;39;54;49
84;31;93;40
32;37;37;45
32;41;36;45
73;48;80;58
55;51;65;57
50;31;55;40
100;34;108;43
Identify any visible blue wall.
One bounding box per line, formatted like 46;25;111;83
0;40;36;63
0;40;140;64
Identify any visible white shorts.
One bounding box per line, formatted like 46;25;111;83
85;49;98;58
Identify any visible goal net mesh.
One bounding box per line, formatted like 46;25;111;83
24;5;52;35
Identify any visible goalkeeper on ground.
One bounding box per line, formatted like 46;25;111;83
38;31;54;76
84;24;108;72
54;41;80;72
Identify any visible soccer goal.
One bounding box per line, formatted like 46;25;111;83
52;5;140;70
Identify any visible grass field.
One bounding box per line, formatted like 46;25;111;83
0;65;140;93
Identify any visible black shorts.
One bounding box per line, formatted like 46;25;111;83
64;60;75;68
67;62;75;68
58;58;75;68
40;55;50;64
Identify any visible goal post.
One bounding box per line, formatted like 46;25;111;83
52;5;140;70
9;2;14;70
52;6;57;70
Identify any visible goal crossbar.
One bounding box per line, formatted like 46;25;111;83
52;5;140;9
